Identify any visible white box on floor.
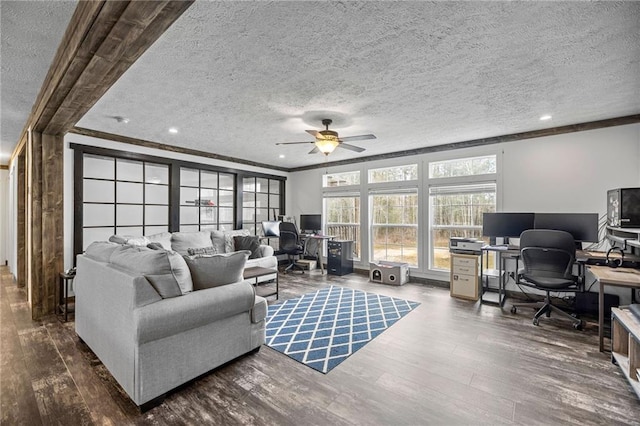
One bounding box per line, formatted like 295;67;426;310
369;261;410;285
296;259;317;270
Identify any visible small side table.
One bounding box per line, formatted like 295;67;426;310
243;267;278;299
58;272;75;322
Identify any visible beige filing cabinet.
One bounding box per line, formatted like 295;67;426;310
450;253;480;300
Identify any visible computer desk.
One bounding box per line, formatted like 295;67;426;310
587;265;640;352
301;234;334;274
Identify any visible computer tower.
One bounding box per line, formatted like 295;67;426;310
608;188;640;228
327;240;353;276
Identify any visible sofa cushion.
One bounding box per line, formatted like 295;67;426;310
224;229;250;253
234;235;261;259
171;231;212;256
187;246;218;256
124;236;150;246
85;241;121;263
145;274;183;298
146;242;165;250
109;245;193;296
185;251;250;290
146;231;172;250
210;230;226;254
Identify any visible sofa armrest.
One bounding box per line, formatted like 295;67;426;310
135;280;257;344
257;244;274;258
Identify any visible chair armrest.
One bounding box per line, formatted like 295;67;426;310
258;244;274;257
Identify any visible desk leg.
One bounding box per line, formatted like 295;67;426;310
317;246;324;274
599;281;605;352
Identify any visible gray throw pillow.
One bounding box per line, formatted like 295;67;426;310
85;241;121;263
171;231;212;255
224;229;250;253
187;246;218;256
184;251;250;290
233;235;261;259
147;242;165;250
145;274;183;298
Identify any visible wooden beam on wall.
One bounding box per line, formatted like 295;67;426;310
28;132;43;319
17;153;26;288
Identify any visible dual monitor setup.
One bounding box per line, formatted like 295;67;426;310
262;214;322;237
482;212;599;246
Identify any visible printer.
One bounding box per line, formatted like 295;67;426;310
449;237;484;254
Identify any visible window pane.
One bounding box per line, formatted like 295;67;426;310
243;177;256;192
181;168;199;186
219;190;234;207
117;159;143;182
117;182;143;204
429;155;496;179
219;207;234;223
145;225;169;235
269;194;280;209
219;174;234;190
325;196;360;259
84;180;114;203
145;206;168;225
256;208;268;222
323;171;360;187
116;205;143;226
83;204;114;227
368;165;417;183
243;207;255;222
256;178;269;193
269;179;280;194
146;184;168;204
201;171;217;188
180;225;199;232
243;192;255;207
145;164;168;184
116;226;143;235
256;193;268;208
200;207;217;224
84;154;114;179
200;189;217;206
181;187;199;205
180;206;198;224
370;192;418;266
83;227;114;251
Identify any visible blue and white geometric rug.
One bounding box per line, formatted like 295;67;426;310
265;285;420;373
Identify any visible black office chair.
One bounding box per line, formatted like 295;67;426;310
279;222;305;274
510;229;583;330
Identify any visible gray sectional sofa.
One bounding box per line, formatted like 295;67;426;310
74;229;276;409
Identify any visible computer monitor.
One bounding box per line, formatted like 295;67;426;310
482;213;535;239
534;213;599;243
261;221;281;237
300;214;322;234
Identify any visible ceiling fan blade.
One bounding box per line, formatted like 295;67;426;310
305;130;320;137
275;141;315;145
308;146;319;154
338;143;366;153
338;134;377;142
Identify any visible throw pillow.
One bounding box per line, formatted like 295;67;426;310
171;231;212;256
124;236;150;246
210;230;226;254
187;246;218;256
233;235;261;259
145;274;182;298
146;231;172;250
184;251;250;290
224;229;250;253
147;242;165;250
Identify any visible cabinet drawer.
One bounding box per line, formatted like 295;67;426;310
453;265;476;275
450;273;479;300
452;256;477;268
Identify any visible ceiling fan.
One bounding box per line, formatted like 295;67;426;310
276;119;376;155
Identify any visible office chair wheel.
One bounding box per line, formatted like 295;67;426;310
532;318;539;326
573;321;583;331
510;306;517;314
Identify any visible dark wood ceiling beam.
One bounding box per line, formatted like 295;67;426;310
42;0;194;136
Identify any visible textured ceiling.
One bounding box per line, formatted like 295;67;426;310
0;0;77;160
3;2;639;169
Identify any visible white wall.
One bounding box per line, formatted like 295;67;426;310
289;123;640;300
62;133;290;270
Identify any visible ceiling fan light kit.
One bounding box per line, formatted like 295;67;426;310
276;118;377;157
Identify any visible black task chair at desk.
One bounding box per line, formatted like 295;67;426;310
510;229;584;330
278;222;305;274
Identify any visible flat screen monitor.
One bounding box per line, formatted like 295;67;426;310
482;213;535;238
261;221;281;237
534;213;599;242
300;214;322;233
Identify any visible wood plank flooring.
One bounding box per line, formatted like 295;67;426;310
1;265;639;425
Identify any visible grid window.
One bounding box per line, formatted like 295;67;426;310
243;176;282;236
370;191;418;266
179;167;235;231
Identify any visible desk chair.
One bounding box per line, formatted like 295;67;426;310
510;229;583;330
279;222;305;274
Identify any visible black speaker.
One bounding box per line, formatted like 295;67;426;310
327;240;353;276
608;188;640;228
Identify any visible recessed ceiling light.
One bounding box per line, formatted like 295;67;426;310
168;127;178;134
279;154;285;159
114;116;129;124
539;115;552;121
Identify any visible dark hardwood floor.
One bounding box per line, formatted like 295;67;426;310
2;265;639;425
